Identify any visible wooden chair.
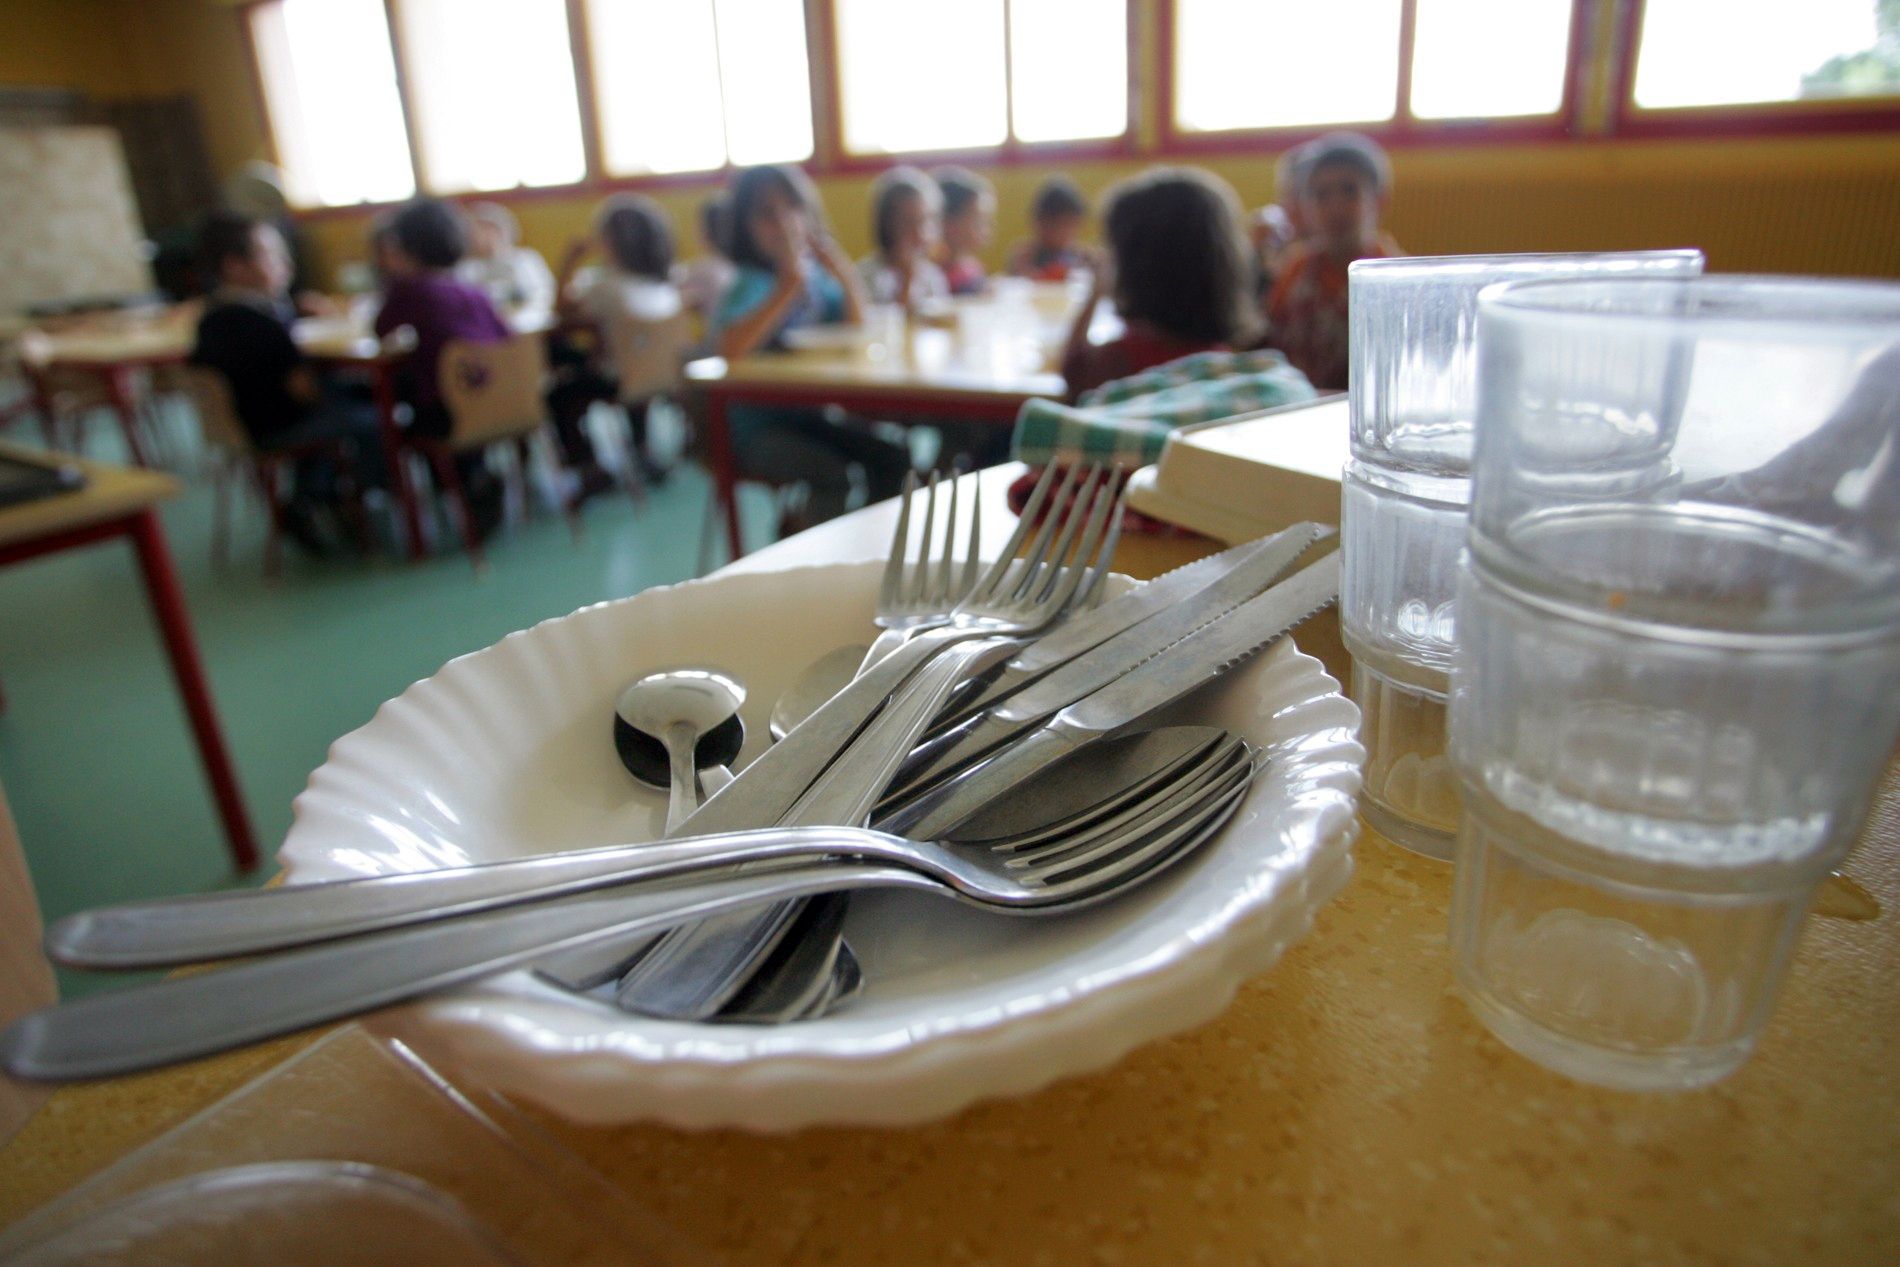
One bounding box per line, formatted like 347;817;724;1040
425;334;574;567
0;780;55;1144
177;366;360;577
601;309;694;497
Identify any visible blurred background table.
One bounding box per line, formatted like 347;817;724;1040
1;469;1895;1264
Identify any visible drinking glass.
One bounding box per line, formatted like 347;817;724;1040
1450;275;1900;1090
1343;251;1704;860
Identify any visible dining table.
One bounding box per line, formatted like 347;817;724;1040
0;468;1895;1263
18;303;556;562
0;442;258;873
687;284;1103;560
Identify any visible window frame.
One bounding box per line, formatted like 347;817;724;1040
816;0;1141;172
1156;0;1590;155
1610;0;1900;138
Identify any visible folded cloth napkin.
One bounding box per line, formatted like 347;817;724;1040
1010;349;1317;469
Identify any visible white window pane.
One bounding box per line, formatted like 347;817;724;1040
836;0;1008;154
713;0;815;166
1635;0;1900;108
1010;0;1128;142
589;0;727;174
1411;0;1572;119
1174;0;1401;131
251;0;415;207
396;0;587;193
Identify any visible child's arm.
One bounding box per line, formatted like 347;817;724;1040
1061;267;1108;364
553;237;594;325
813;233;866;325
717;269;808;360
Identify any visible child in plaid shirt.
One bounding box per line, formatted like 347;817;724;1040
1263;132;1402;392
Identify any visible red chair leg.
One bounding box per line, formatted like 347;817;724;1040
254;456;286;578
427;446;485;568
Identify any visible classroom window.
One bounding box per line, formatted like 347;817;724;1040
393;0;588;193
248;0;416;208
1632;0;1900;109
1170;0;1575;134
832;0;1128;155
586;0;815;176
1410;0;1574;120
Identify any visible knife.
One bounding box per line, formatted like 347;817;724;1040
883;524;1327;806
934;523;1331;731
882;550;1340;842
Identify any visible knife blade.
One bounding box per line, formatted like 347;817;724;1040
884;523;1327;804
934;522;1332;730
882;550;1340;841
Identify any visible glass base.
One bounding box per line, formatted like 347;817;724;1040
1351;662;1462;860
1455;965;1755;1092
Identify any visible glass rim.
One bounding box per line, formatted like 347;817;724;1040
1348;248;1703;282
1478;274;1900;339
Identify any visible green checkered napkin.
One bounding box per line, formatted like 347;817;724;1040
1011;350;1317;469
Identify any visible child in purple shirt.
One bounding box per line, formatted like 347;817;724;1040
373;199;511;535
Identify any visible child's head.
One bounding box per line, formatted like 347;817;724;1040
199;211;292;296
934;166;995;256
698;195;732;258
466;202;518;261
1299;132;1388;256
1102;166;1250;346
727;164;823;272
1273;143;1316;238
870;166;941;263
1030;175;1089;252
386;198;469;274
596;194;675;281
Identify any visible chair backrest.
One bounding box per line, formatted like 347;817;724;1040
0;781;54;1142
176;365;255;457
437;335;549;450
601;310;693;404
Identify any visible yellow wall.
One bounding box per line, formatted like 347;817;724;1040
7;0;1899;285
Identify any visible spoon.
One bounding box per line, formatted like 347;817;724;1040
614;669;747;832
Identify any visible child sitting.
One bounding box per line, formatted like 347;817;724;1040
373;198;512;535
190;210;380;556
456;202;556;313
1061;166;1254;398
1263;132;1403;391
552;194;684;485
714;163;911;525
1006;175;1100;282
933;166;995;296
858;166;949;309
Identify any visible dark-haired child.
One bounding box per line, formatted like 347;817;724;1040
190;210;380;555
713;163;910;524
1007;175;1099;282
858;166;949;308
551;194;685;484
1061;166;1253;397
934;166;995;296
1264;132;1403;391
373;198;511;532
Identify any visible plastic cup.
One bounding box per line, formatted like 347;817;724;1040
1449;275;1900;1090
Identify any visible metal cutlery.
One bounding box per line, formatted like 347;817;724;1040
6;731;1253;1081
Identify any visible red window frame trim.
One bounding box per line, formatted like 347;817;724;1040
815;0;1142;174
1610;0;1900;139
1154;0;1589;156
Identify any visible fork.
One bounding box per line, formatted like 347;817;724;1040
3;735;1254;1082
611;466;1126;1020
860;468;985;670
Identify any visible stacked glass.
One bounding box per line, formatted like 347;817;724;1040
1342;251;1705;859
1449;276;1900;1090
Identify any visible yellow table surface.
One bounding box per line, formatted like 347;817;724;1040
2;478;1895;1264
0;443;178;550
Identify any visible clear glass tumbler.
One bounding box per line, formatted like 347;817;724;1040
1342;250;1703;860
1450;275;1900;1091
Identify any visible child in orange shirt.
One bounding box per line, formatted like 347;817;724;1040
1264;132;1402;391
1006;175;1101;282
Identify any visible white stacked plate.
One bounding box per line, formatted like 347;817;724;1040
280;561;1363;1129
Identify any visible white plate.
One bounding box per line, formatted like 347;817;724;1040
779;323;875;353
280;561;1363;1130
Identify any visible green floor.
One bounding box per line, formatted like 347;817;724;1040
0;406;778;999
